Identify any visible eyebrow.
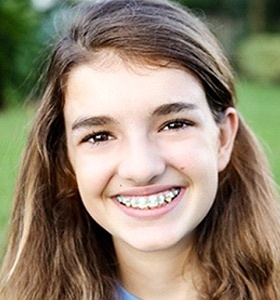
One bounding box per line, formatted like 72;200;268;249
71;102;199;131
152;102;198;117
72;116;117;131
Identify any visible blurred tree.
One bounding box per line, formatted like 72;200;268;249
0;0;41;109
176;0;222;13
248;0;280;33
177;0;247;18
177;0;280;33
267;0;280;32
248;0;266;33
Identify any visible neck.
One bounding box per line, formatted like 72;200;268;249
114;236;200;300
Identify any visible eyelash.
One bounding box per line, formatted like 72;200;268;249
81;119;193;145
160;118;194;132
81;131;114;145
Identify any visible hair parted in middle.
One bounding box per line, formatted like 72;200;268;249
0;0;279;299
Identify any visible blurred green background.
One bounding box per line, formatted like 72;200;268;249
1;0;280;255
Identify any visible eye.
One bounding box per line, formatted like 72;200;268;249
160;119;194;132
81;131;114;145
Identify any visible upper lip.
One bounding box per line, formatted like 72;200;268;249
113;185;181;197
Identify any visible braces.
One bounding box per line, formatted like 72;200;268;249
116;188;180;209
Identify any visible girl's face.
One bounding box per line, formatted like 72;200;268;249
64;57;237;254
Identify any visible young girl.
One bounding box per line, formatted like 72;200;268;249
0;0;279;299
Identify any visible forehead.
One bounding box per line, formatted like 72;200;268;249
64;56;210;121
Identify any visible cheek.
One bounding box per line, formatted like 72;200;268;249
163;138;220;205
163;139;219;176
72;154;114;200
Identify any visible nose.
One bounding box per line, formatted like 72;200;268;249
117;137;166;185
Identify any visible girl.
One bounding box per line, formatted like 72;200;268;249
0;0;279;299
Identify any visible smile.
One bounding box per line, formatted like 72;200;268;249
116;187;181;210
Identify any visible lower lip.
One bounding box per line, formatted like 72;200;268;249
113;188;185;219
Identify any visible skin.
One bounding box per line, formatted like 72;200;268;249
64;55;238;299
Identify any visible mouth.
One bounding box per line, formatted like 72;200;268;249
116;187;181;210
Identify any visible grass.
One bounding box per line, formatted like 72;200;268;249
236;80;280;184
0;81;279;255
0;105;33;254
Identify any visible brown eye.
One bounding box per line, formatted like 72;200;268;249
161;119;194;132
82;131;114;145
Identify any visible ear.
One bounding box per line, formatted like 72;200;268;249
218;107;239;172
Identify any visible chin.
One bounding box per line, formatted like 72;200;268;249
120;231;192;254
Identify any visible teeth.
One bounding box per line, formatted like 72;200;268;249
158;194;165;205
138;197;147;209
131;198;138;208
116;188;181;210
148;195;158;208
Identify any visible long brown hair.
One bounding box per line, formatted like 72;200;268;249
1;0;279;299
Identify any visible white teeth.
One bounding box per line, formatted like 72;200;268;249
159;194;165;205
116;188;181;210
165;196;172;203
138;197;147;209
131;198;138;208
165;191;174;202
148;195;158;208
